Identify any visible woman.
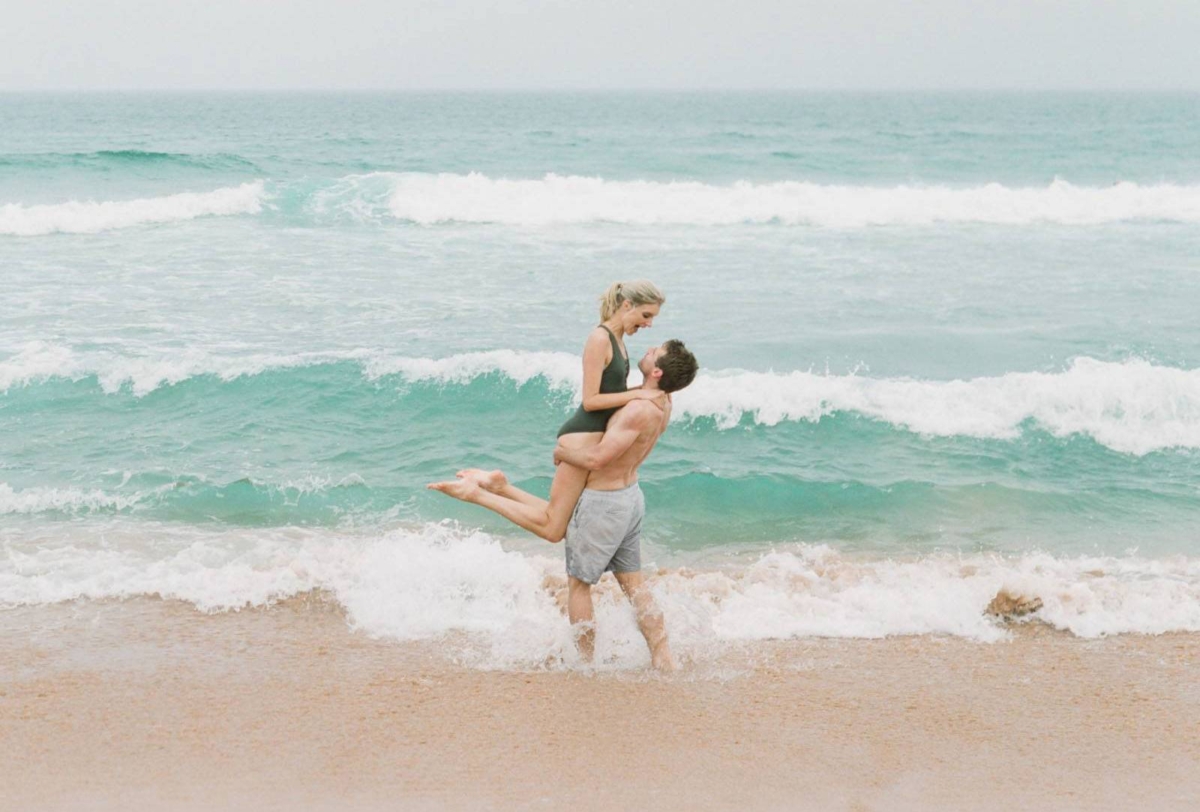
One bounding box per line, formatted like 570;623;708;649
429;280;667;541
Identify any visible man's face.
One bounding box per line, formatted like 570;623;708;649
638;344;666;377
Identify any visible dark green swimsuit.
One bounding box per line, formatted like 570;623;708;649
557;326;629;437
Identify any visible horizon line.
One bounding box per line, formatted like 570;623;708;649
2;86;1199;94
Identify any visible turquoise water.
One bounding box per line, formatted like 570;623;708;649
3;92;1200;649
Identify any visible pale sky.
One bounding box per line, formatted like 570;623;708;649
3;0;1199;91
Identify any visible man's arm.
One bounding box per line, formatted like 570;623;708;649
555;404;652;471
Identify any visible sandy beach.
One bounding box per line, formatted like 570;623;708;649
2;596;1197;812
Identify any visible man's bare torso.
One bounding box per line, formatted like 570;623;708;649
585;400;672;491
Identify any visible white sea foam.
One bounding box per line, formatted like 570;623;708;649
3;522;1199;668
362;349;580;389
673;356;1200;455
0;477;374;517
0;482;157;515
0;342;373;396
4;345;1199;454
345;172;1200;227
0;342;80;392
0;181;265;236
369;352;1200;455
0;344;578;397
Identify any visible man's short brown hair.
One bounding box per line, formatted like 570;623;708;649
656;340;698;394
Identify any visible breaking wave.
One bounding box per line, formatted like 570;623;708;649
4;344;1199;454
12;173;1198;234
0;181;265;236
311;172;1200;227
2;521;1198;669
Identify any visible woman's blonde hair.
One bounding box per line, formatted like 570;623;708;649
599;280;665;321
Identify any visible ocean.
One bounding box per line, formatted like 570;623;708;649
3;91;1199;667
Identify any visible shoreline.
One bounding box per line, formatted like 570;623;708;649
3;597;1198;811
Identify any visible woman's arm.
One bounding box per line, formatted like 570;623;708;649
584;387;661;411
579;329;662;411
555;406;651;470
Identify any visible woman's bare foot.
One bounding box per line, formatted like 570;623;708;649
426;478;482;502
455;468;508;493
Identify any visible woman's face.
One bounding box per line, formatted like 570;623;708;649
620;301;660;334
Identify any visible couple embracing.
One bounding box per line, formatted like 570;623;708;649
429;281;698;671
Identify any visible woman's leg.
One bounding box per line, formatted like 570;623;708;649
455;469;544;510
428;433;600;542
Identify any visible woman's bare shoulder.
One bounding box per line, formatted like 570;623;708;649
583;327;611;351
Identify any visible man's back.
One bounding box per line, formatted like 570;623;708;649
584;399;672;491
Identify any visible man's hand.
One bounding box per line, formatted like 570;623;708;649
553;441;568;466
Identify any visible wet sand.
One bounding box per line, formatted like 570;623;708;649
2;597;1198;811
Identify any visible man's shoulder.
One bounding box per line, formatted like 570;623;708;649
618;398;662;425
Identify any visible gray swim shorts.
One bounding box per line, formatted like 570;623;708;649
564;483;645;585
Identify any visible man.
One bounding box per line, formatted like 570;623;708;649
428;340;698;671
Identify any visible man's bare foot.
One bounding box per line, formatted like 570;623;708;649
426;478;483;502
455;468;508;492
651;644;678;673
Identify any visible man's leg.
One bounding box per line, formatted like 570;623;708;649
614;571;676;672
567;576;596;663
